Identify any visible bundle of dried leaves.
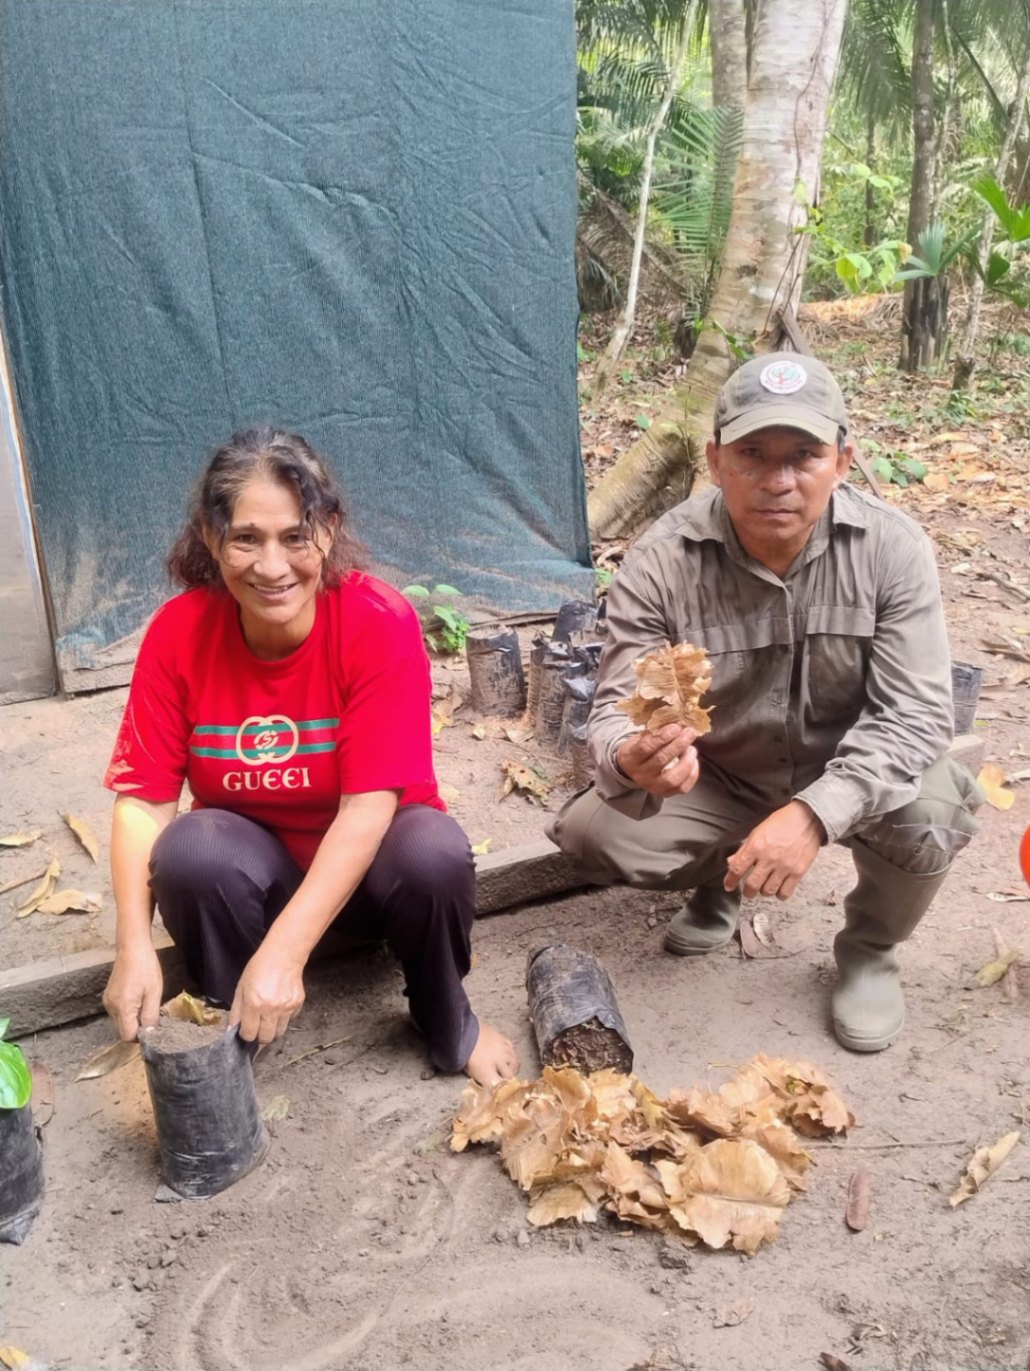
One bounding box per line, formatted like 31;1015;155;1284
616;643;713;735
452;1055;854;1255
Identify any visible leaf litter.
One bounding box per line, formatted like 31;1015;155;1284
0;831;42;848
76;1039;141;1081
62;812;100;862
16;857;61;917
498;760;551;804
949;1130;1021;1207
162;991;225;1027
617;642;713;735
36;888;102;916
452;1054;854;1255
976;763;1016;811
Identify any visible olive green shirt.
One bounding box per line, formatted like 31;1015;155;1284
589;483;954;843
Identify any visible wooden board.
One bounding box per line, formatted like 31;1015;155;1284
0;839;585;1037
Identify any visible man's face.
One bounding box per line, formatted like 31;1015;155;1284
706;425;852;573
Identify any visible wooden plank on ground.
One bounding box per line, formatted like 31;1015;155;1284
1;839;586;1037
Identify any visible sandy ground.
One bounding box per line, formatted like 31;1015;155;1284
3;467;1030;1370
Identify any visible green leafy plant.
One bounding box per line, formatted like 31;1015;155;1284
403;584;471;655
869;451;928;488
893;222;976;282
0;1018;32;1111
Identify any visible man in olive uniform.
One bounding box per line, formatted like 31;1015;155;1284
550;353;982;1052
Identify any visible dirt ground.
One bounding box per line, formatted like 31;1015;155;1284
3;306;1030;1371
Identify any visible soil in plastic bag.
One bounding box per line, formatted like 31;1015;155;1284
141;1022;268;1200
0;1103;44;1244
526;944;633;1074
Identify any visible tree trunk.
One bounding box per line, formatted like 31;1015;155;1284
588;0;848;541
952;37;1030;390
864;111;877;247
593;24;693;393
900;0;941;372
709;0;747;111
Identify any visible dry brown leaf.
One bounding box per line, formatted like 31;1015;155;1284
977;763;1016;810
949;1130;1021;1207
527;1180;601;1226
29;1061;55;1127
470;724;487;740
36;888;102;916
670;1139;790;1254
975;949;1021;987
16;857;61;917
498;760;551;804
76;1039;141;1081
846;1167;872;1231
923;472;950;493
819;1355;852;1371
0;830;42;848
503;724;534;746
0;1348;32;1370
616;642;713;735
62;812;100;862
162;991;225;1027
262;1095;290;1121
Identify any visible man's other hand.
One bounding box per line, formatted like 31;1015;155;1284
616;723;700;798
724;800;825;900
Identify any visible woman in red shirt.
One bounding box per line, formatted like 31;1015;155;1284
102;427;518;1086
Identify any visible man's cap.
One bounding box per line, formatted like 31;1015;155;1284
713;352;848;446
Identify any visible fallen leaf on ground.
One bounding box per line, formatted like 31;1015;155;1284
846;1167;872;1231
438;783;460;803
819;1354;851;1371
76;1039;141;1081
162;991;225;1026
949;1130;1021;1207
0;831;42;848
986;890;1030;903
923;472;950;492
977;764;1016;810
29;1061;55;1127
62;812;100;862
974;949;1021;987
0;1348;32;1370
617;642;713;735
471;724;487;740
16;857;61;917
36;888;102;915
471;838;492;855
503;724;534;746
498;760;551;804
262;1095;290;1121
712;1297;755;1328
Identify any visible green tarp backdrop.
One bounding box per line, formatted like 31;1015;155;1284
0;0;591;691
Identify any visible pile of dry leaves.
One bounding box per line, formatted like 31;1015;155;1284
452;1054;853;1255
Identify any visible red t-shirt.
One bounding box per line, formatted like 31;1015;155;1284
105;574;444;869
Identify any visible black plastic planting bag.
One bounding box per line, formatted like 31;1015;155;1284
466;627;526;716
0;1104;44;1244
141;1026;268;1200
526;944;633;1074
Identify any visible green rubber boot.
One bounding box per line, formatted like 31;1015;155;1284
663;881;742;956
832;844;948;1052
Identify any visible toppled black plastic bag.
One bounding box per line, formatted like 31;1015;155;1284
141;1025;268;1201
0;1103;44;1244
526;944;633;1074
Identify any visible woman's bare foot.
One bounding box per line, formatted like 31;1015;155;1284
465;1022;519;1087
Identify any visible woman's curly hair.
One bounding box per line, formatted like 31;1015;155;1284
167;427;368;589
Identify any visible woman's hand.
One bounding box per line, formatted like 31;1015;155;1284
103;944;164;1041
229;944;306;1047
616;723;700;798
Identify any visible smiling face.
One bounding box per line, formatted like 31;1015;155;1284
706;425;852;577
207;476;333;658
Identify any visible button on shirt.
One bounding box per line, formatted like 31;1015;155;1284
589;483;954;843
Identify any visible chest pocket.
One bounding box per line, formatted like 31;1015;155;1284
803;605;875;723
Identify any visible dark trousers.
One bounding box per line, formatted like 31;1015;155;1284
150;805;479;1073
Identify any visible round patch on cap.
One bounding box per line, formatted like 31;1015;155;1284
759;360;808;394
